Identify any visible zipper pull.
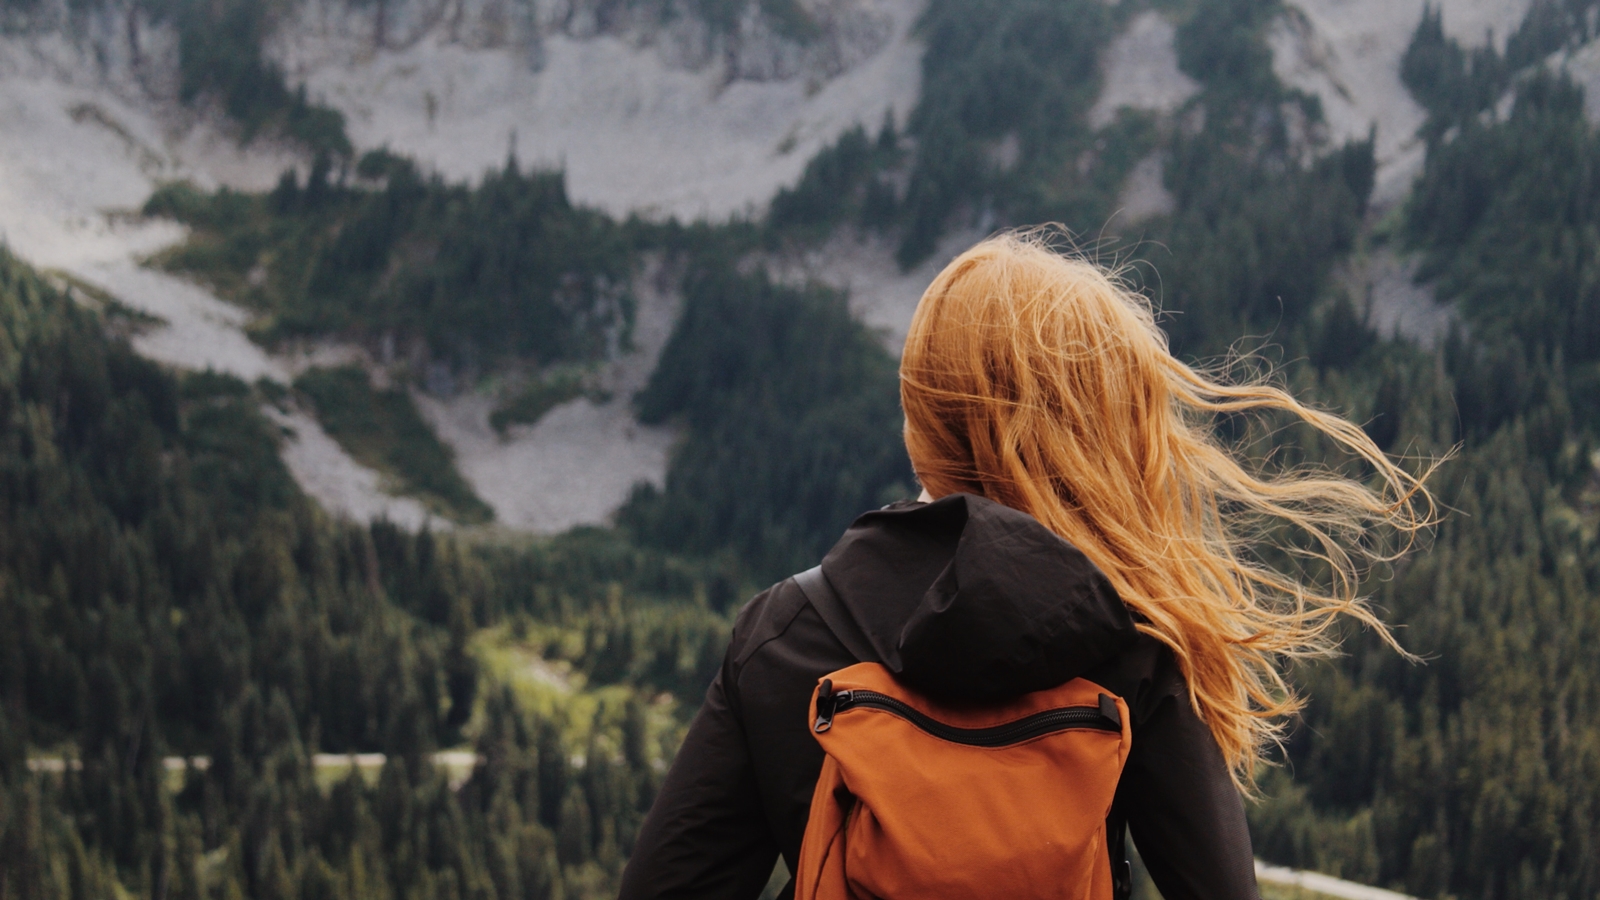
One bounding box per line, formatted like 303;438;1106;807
814;680;851;733
1098;693;1122;729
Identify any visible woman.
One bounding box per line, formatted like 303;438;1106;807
618;232;1433;899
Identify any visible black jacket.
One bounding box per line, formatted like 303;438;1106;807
619;494;1260;899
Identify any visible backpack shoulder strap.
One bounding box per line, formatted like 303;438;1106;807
793;566;878;663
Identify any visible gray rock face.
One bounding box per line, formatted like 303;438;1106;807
282;0;896;85
1089;10;1198;130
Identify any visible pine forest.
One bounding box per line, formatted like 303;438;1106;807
1;0;1598;898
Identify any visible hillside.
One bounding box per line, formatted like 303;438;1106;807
1273;0;1532;207
6;0;1591;531
273;0;924;220
0;0;929;531
3;0;1600;897
0;239;743;899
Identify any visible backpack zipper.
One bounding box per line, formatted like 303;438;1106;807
813;679;1122;746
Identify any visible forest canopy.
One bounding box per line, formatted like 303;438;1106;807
5;0;1600;898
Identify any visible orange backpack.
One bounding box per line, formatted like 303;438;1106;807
792;660;1133;899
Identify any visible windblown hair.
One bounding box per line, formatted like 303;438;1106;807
900;231;1437;786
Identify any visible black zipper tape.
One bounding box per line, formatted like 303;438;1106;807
814;683;1121;747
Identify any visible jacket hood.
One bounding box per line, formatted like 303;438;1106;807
818;493;1137;701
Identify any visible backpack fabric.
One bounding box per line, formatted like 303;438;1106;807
793;661;1133;900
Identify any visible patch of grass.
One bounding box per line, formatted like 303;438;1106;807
142;181;300;315
45;269;168;337
293;365;493;524
489;370;592;434
470;621;690;767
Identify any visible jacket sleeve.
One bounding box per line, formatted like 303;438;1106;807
617;638;780;900
1116;653;1260;900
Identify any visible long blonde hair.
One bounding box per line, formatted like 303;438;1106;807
900;231;1436;785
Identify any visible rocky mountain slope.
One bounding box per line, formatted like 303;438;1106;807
0;0;921;529
274;0;923;220
0;0;1592;531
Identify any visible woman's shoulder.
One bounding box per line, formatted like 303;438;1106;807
725;577;812;671
1083;630;1190;729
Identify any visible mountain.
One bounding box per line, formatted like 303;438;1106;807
2;0;1599;897
2;0;1590;534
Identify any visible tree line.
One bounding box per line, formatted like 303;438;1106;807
1164;2;1600;897
0;245;734;899
6;0;1600;897
145;153;635;374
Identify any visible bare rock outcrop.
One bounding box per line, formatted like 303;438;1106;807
277;0;897;87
